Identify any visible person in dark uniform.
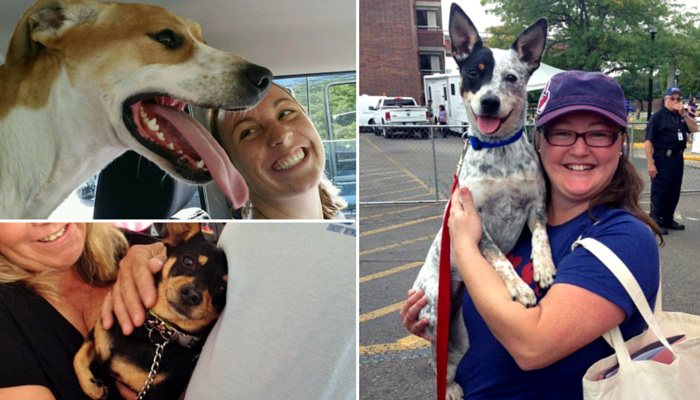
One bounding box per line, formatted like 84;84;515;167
644;86;698;234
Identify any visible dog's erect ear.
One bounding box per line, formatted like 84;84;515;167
449;3;482;62
162;223;202;250
6;0;99;66
511;18;548;73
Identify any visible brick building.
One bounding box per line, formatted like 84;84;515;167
359;0;444;105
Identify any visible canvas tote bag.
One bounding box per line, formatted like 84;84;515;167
574;238;700;400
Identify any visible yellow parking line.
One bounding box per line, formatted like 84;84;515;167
360;335;430;356
360;261;423;283
360;234;435;256
359;301;404;323
361;215;443;237
362;186;425;200
361;170;404;177
362;137;433;192
361;175;408;185
396;192;443;201
362;178;416;189
361;205;438;221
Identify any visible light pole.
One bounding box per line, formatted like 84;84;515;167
647;26;657;121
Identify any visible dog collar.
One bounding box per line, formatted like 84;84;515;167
146;309;201;348
469;128;524;150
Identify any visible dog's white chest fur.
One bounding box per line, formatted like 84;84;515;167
0;68;125;218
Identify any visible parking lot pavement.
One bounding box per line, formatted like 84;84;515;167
359;128;700;399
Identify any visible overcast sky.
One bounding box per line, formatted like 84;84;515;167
443;0;503;34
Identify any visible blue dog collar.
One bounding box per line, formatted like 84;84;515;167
469;128;524;150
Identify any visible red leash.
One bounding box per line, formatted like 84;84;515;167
437;173;459;400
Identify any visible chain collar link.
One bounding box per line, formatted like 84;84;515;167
135;310;202;399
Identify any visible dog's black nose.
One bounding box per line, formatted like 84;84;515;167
180;285;203;306
245;64;273;91
481;96;501;114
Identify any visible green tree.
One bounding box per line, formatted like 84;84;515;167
483;0;699;79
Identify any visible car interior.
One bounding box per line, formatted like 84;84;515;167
1;0;356;220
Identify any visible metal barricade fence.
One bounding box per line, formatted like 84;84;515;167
359;122;700;206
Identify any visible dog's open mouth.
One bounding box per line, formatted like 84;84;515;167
475;110;514;135
123;95;248;184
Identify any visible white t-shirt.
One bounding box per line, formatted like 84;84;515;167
185;222;357;399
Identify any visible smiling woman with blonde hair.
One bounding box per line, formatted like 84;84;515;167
0;223;140;400
208;83;346;219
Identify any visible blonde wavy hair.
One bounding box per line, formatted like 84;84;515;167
208;83;347;219
0;224;128;300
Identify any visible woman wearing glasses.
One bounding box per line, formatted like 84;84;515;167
401;71;663;399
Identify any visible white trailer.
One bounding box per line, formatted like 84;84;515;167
424;73;469;134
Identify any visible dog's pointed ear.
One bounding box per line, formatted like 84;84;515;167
449;3;482;62
6;0;98;66
162;223;202;253
511;18;548;73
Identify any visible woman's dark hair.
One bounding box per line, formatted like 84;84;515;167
535;129;664;243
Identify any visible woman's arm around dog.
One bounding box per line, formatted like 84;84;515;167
403;187;628;370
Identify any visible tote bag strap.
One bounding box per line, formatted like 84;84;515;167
572;238;675;356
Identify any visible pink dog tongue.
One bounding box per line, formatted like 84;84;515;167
477;116;501;134
145;105;248;209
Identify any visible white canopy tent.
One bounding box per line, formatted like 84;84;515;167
527;62;566;91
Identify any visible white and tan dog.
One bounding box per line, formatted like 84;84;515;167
0;0;272;218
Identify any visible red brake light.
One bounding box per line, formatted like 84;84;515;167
385;112;391;121
426;111;430;119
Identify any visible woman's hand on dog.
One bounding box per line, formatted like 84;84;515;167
448;186;483;255
399;289;433;341
101;242;167;335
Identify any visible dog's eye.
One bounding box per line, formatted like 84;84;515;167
150;30;182;49
506;74;518;83
468;68;479;78
182;255;195;268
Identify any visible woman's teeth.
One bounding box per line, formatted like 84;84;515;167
566;164;593;171
40;226;66;242
273;149;305;171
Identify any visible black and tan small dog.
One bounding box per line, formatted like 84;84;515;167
74;223;228;400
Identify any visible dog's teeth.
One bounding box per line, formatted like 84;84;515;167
156;132;165;141
203;167;209;172
146;118;159;132
196;160;205;169
168;142;175;150
177;150;183;154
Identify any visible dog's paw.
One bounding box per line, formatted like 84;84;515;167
507;279;537;308
85;378;108;400
445;381;464;400
532;253;556;290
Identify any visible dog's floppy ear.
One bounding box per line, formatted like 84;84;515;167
5;0;98;66
511;18;548;73
162;223;202;251
449;3;482;62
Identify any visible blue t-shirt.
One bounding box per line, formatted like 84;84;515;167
454;207;659;399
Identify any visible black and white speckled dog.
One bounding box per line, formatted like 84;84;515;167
412;5;557;399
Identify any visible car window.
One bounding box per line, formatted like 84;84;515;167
383;99;416;107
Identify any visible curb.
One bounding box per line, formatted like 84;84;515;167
632;143;700;162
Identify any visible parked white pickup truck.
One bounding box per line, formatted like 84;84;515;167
368;97;430;138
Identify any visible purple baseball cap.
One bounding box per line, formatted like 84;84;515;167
535;71;627;129
665;86;681;96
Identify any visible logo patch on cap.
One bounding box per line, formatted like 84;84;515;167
537;79;551;115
